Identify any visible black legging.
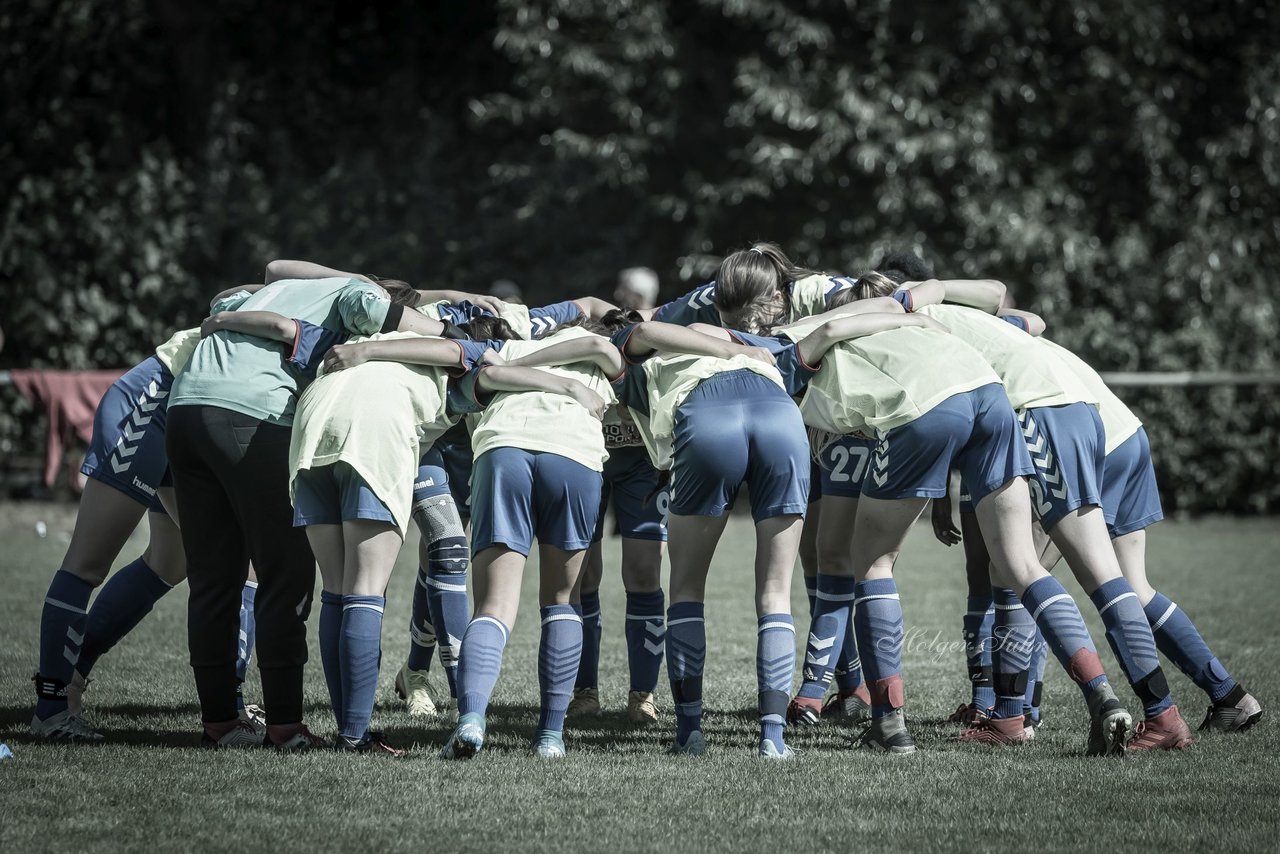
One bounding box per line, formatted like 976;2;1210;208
166;404;315;726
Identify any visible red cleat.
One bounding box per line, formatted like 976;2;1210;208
947;702;991;725
1128;705;1193;751
959;715;1031;746
822;685;872;722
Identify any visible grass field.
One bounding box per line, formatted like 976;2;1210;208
2;502;1278;853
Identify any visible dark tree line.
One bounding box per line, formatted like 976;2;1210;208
2;0;1276;511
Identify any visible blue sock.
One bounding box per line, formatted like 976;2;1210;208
1024;628;1047;722
1090;578;1171;717
318;591;344;726
539;605;584;734
1144;592;1236;703
235;581;257;695
77;557;173;678
757;613;795;751
833;608;864;693
339;595;385;740
457;616;510;718
797;574;855;700
666;601;706;743
1021;577;1107;697
407;568;437;672
992;588;1035;720
35;570;94;719
425;536;469;697
624;590;665;693
853;578;905;718
804;576;817;617
574;591;602;691
964;593;996;710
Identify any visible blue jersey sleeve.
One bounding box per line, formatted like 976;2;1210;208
453;339;501;375
529;301;584;338
1001;314;1029;332
609;323;656;364
891;288;915;312
652;282;720;327
728;329;817;397
611;365;650;416
287;321;348;380
824;276;856;306
446;367;488;416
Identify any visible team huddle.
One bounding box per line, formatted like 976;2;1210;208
30;247;1263;759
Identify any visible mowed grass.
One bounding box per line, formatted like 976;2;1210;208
1;502;1279;853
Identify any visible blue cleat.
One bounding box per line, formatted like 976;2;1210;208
441;712;486;760
532;729;567;759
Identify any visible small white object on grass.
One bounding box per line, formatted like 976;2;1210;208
35;521;47;538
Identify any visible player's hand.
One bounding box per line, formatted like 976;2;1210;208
741;345;777;367
931;498;961;547
440;290;506;316
480;348;507;366
569;385;608;421
323;343;369;373
199;314;226;338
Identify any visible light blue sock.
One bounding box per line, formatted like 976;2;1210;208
539;605;584;734
78;557;173;677
666;601;706;743
854;578;905;718
833;607;864;693
757;613;795;751
457;616;510;718
992;588;1035;720
339;595;386;740
797;574;855;699
574;591;602;691
235;580;257;704
425;538;469;697
624;590;665;693
1021;576;1108;696
318;591;344;726
1144;592;1237;703
35;570;94;719
1024;628;1047;722
407;568;437;672
1090;578;1171;717
963;593;996;710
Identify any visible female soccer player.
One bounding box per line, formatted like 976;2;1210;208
439;325;619;760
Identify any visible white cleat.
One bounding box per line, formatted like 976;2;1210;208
758;739;797;760
31;708;103;742
667;730;707;757
395;665;439;717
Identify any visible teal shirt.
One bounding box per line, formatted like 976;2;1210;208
169;277;392;425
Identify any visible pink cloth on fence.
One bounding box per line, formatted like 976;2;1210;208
10;369;126;488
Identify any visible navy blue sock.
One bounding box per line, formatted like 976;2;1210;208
36;570;94;719
757;613;795;751
407;567;437;672
964;593;995;710
992;588;1035;720
235;580;256;688
666;601;706;744
1144;592;1236;703
318;591;344;726
1024;628;1047;722
574;591;602;691
1021;577;1107;697
339;595;385;740
853;578;905;718
539;605;584;734
77;558;173;678
797;574;855;699
624;590;665;693
457;616;509;718
425;536;469;697
1090;578;1171;717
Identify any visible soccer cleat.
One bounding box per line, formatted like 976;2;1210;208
626;690;659;724
239;704;267;732
394;664;439;718
1085;682;1131;757
1023;712;1041;741
267;723;327;752
335;731;405;757
533;730;567;759
946;702;991;725
201;720;264;749
822;686;872;723
67;671;89;717
1199;687;1263;733
758;739;797;760
441;713;486;760
31;708;104;743
858;709;916;754
667;730;707;757
786;696;823;727
959;715;1031;746
1128;705;1194;752
567;687;601;718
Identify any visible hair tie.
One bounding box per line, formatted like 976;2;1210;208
749;247;764;255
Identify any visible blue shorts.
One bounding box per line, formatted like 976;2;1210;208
81;355;173;513
1019;402;1105;532
593;445;669;542
863;383;1034;506
434;420;475;520
470;448;603;556
671;370;810;521
1101;427;1164;538
292;462;396;527
816;435;875;499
